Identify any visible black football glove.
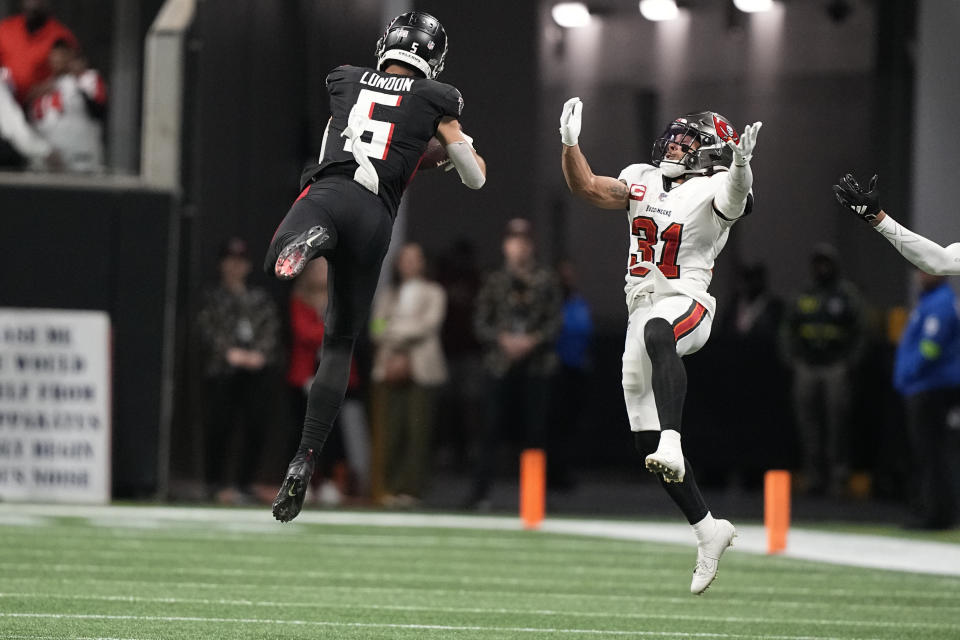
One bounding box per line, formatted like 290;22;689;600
832;172;880;223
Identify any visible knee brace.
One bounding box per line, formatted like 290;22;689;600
622;359;644;395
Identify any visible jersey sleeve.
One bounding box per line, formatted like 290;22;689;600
440;85;463;118
895;299;956;387
418;80;462;119
711;171;753;223
617;164;649;184
874;214;960;276
325;65;356;90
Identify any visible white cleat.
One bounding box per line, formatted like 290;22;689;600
690;519;736;595
644;434;685;483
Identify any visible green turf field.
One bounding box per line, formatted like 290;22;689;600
0;509;958;639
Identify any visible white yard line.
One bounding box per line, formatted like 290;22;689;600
0;559;682;586
2;559;958;601
2;504;959;576
2;561;958;605
2;576;956;610
0;613;883;640
0;592;951;631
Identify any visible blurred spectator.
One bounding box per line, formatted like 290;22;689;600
713;263;789;487
893;270;960;529
29;38;106;173
435;237;484;469
720;264;784;343
0;0;77;105
781;243;866;496
465;218;563;509
287;258;371;504
197;237;281;504
547;258;593;491
0;63;54;168
370;243;447;507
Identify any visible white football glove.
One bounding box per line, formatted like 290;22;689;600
559;97;582;147
726;121;762;166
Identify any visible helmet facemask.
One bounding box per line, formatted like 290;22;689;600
651;113;738;177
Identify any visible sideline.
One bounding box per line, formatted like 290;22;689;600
2;503;958;577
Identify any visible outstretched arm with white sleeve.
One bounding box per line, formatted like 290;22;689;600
713;121;762;220
833;172;960;276
436;117;486;189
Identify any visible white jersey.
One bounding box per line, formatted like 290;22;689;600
30;69;106;173
617;163;749;317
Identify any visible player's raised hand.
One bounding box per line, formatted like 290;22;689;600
833;172;880;223
727;121;762;166
559;97;582;147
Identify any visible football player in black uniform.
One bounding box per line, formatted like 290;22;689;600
265;11;486;522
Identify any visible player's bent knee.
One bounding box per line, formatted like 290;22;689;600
634;430;660;457
643;317;674;351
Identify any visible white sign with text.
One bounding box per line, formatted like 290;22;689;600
0;309;111;502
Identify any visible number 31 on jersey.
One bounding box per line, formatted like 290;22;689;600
629;216;683;278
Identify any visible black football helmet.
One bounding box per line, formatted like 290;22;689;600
375;11;448;80
651;111;739;175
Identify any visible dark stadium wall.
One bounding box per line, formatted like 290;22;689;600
173;0;306;486
170;0;387;486
180;0;387;307
172;0;920;477
0;185;176;497
533;0;915;330
911;0;957;277
525;1;918;469
401;1;540;272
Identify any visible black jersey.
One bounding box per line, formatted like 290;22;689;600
300;65;463;216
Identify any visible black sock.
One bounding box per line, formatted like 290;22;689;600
659;457;709;524
644;318;687;432
297;334;355;452
635;431;708;524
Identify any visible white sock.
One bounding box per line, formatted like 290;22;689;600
659;429;681;448
692;512;718;545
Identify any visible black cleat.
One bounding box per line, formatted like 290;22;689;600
274;226;330;280
272;448;316;523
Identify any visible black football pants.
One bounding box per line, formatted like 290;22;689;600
265;175;393;454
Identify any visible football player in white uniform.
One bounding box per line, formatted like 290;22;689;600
560;97;762;594
834;173;960;275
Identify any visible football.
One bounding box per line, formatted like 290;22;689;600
419;137;449;171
